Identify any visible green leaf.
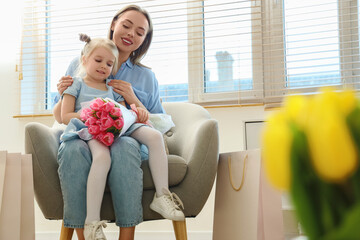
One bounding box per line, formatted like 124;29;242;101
290;126;323;239
322;203;360;240
346;104;360;148
347;105;360;201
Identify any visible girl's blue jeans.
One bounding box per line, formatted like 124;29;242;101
57;136;147;228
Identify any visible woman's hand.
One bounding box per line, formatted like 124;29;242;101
136;107;149;123
57;76;73;95
108;79;138;105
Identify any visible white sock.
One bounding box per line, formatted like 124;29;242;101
131;127;168;197
85;139;111;224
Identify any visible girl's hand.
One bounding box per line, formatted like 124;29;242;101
136;107;149;123
108;79;138;104
57;76;73;95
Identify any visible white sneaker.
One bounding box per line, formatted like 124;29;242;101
84;220;108;240
150;188;185;221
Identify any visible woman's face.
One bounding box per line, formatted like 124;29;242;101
111;10;149;57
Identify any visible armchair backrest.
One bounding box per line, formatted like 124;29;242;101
162;102;214;162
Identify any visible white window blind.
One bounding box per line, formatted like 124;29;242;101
18;0;360;115
262;0;360;105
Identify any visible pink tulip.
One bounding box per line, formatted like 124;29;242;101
100;116;114;131
100;132;114;146
85;116;98;127
110;107;122;117
100;110;110;119
88;125;100;135
90;98;105;111
103;101;115;112
95;132;104;141
80;108;92;121
114;118;124;130
96;110;103;119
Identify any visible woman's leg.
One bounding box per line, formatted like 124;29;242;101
86;139;111;224
57;139;92;231
108;136;144;228
130;127;168;196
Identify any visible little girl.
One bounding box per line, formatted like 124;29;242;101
60;34;184;240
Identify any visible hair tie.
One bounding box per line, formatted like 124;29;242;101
79;33;91;43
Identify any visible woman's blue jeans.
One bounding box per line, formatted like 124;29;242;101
57;136;146;228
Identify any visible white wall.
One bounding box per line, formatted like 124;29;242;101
0;2;270;239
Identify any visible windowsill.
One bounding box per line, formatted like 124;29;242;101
13;114;53;119
13;101;274;119
203;103;264;109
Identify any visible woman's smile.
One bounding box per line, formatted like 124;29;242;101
122;37;133;46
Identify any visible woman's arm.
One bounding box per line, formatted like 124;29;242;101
108;80;147;109
61;94;79;125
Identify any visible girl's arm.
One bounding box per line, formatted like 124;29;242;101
61;94;79;125
53;75;74;123
53;100;62;123
136;106;149;123
118;100;148;123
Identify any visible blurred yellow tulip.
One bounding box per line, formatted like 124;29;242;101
262;88;360;240
262;111;292;190
305;90;358;182
283;94;309;128
338;89;357;115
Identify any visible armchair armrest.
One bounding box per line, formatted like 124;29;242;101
25;122;64;219
163;102;219;216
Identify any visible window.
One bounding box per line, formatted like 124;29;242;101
141;1;189;102
19;0;360;115
263;0;359;104
203;0;254;93
284;0;341;88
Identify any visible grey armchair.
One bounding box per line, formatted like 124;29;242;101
25;102;219;240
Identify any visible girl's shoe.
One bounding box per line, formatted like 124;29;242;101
150;188;185;221
84;220;107;240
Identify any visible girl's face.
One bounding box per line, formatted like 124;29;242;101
111;10;149;57
83;47;115;82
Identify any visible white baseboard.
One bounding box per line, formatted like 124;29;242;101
36;231;213;240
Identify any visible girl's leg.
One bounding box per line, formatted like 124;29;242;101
131;127;168;197
119;226;135;240
86;139;111;223
83;139;111;240
131;127;184;221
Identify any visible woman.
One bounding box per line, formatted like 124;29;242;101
54;5;164;240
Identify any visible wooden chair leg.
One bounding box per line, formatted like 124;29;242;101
172;220;188;240
60;221;74;240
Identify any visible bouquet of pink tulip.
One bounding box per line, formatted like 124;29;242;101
80;98;124;146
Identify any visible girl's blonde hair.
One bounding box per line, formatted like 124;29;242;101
108;5;153;67
76;33;119;77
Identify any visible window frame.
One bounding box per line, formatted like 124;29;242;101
191;0;264;105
